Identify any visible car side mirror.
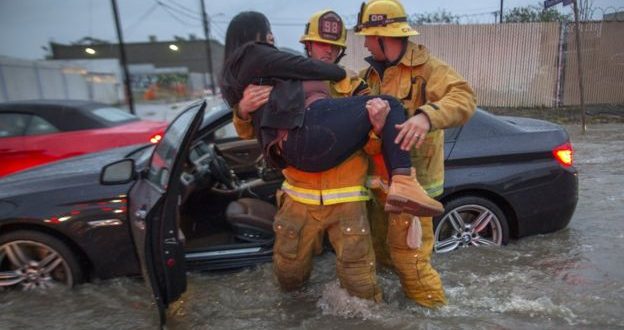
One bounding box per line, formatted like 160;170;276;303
101;159;135;185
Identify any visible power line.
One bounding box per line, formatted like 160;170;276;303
155;1;202;27
168;0;199;16
124;3;159;33
210;21;227;41
156;0;202;21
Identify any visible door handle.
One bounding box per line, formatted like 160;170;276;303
135;207;147;220
133;206;147;231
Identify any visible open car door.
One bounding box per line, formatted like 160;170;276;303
127;101;205;326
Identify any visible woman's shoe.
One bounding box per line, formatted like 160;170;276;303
385;174;444;217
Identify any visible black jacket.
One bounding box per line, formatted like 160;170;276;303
221;42;346;166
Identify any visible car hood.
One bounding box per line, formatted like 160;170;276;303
0;145;140;199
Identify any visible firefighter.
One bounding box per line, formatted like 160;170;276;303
232;10;387;302
355;0;477;308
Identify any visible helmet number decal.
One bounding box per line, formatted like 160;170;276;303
318;11;342;41
368;14;388;26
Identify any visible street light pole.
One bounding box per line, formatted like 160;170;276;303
572;0;587;133
200;0;216;95
499;0;504;23
110;0;135;114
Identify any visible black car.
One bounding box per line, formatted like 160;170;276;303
0;100;577;320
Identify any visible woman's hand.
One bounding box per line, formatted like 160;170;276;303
365;97;390;136
238;84;273;119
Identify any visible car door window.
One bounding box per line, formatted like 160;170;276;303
146;106;199;190
0;113;30;138
213;122;239;143
25;115;59;135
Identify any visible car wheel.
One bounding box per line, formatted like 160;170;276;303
434;196;509;254
0;230;84;290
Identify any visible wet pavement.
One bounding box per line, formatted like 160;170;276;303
1;122;623;329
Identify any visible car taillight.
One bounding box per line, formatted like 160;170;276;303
149;133;163;144
553;142;573;167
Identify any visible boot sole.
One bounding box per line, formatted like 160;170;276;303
385;195;444;217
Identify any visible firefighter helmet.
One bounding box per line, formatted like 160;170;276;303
355;0;419;37
300;10;347;48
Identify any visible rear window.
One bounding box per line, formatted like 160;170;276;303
0;113;29;137
25;115;59;135
90;107;138;124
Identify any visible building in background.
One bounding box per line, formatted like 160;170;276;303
50;36;224;101
0;56;121;104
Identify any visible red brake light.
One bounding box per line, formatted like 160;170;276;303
553;142;573;167
149;133;163;144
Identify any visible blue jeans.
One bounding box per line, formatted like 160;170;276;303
282;95;411;173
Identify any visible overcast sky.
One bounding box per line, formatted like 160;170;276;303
1;0;622;60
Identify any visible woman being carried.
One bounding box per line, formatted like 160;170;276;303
220;11;442;216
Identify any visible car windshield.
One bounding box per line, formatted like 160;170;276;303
90;107;139;124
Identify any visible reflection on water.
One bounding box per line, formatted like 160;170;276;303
1;124;624;329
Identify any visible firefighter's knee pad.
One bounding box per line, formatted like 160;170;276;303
334;212;381;301
272;253;312;292
336;257;382;302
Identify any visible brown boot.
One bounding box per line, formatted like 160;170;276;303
385;174;444;217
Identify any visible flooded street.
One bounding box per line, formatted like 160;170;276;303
1;123;623;329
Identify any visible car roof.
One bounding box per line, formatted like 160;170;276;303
0;99;135;131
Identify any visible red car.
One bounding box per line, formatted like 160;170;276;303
0;100;167;177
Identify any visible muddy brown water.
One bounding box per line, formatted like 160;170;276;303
1;123;623;329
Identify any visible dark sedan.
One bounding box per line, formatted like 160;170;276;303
0;100;577;295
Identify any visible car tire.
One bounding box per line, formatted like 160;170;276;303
0;230;84;290
433;196;509;254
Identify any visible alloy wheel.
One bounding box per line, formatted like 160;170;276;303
0;240;74;290
434;204;504;253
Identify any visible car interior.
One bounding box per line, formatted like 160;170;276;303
172;115;464;269
177;120;283;270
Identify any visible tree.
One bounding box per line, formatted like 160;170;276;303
504;5;570;23
409;10;459;25
578;0;595;21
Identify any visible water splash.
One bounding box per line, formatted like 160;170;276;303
316;280;381;320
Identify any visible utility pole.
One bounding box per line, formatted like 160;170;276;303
110;0;135;114
200;0;216;95
572;0;587;133
499;0;504;23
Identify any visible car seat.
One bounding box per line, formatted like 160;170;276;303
225;198;275;243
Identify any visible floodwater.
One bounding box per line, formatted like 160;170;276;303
1;123;623;329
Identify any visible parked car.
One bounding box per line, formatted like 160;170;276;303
0;100;577;323
0;99;168;177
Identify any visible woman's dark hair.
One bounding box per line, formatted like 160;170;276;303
220;11;271;106
223;11;271;59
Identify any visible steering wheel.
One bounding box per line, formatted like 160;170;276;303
188;143;237;190
208;144;237;189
